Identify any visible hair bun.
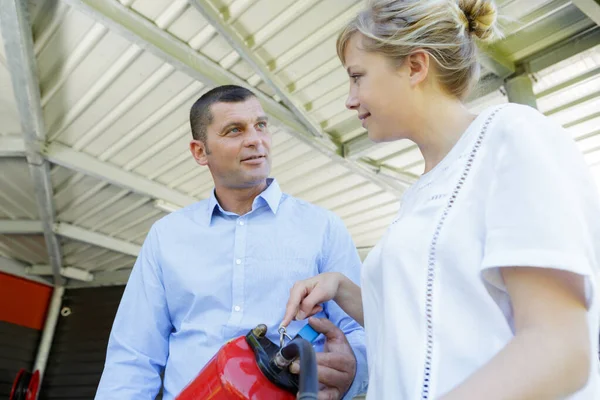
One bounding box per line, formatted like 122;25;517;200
458;0;498;40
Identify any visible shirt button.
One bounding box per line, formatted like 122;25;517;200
236;259;242;265
234;306;241;312
239;220;244;226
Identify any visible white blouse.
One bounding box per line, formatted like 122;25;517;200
362;104;600;399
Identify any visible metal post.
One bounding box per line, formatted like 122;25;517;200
33;286;65;383
505;74;538;109
0;0;65;286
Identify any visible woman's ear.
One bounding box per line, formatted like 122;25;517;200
406;50;430;87
190;140;209;166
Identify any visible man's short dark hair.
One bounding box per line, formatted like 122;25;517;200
189;85;256;142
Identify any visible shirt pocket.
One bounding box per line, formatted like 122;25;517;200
239;256;319;332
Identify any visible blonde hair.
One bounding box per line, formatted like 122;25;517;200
337;0;501;99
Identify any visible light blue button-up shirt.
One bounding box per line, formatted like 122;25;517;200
95;179;368;399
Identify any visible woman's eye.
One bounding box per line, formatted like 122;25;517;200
351;75;361;83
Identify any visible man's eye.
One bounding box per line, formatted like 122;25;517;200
229;128;241;134
257;122;267;129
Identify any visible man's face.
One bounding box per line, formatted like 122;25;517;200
190;97;272;189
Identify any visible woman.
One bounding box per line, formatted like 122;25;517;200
281;0;600;399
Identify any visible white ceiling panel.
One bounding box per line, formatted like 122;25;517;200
0;159;38;220
0;234;48;265
62;238;136;272
0;28;21;135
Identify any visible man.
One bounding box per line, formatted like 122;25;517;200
95;85;368;400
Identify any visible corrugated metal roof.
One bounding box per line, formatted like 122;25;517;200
62;239;136;272
0;159;38;219
0;0;599;286
0;234;47;264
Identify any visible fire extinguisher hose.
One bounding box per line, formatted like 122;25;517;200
280;337;318;400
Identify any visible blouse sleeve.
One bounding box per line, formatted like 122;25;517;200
480;104;600;308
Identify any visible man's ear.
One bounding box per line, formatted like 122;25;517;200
406;50;430;87
190;140;209;166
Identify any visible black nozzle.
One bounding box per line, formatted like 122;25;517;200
280;338;318;400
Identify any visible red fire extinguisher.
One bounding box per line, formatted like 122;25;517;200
176;324;319;400
10;369;40;400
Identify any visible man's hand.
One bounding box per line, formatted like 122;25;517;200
290;317;356;400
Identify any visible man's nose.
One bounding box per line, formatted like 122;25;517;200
245;127;262;146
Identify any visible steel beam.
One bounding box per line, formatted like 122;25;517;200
342;134;381;160
53;222;141;256
4;137;199;207
505;75;538;108
45;141;198;207
573;0;600;26
0;136;26;157
27;265;94;281
0;219;141;256
67;269;131;288
524;26;600;73
0;0;63;285
0;219;43;234
477;45;515;78
0;255;52;285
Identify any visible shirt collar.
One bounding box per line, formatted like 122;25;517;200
206;178;282;225
258;178;282;214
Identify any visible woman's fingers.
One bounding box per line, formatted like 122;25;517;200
297;287;329;319
282;281;311;327
297;304;323;321
282;273;338;327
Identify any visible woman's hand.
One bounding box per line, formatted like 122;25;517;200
280;272;343;327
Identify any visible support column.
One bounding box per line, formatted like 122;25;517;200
505;74;538;109
33;286;65;382
0;0;64;286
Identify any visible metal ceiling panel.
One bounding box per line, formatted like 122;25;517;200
62;238;136;272
0;159;38;219
0;234;47;265
50;166;165;245
0;34;21;135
